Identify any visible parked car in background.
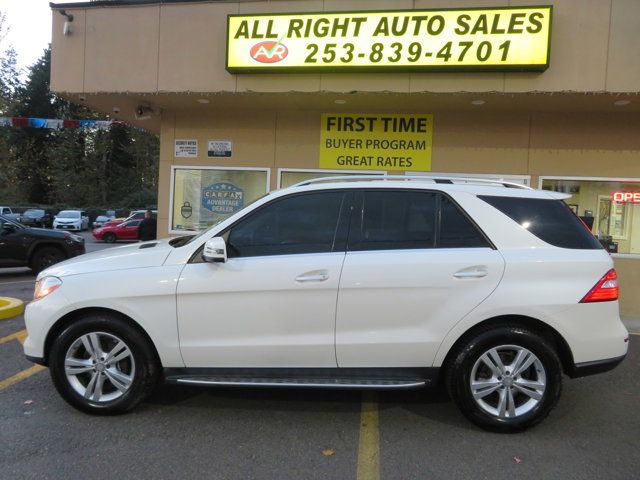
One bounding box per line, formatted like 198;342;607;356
102;210;156;229
19;209;54;229
92;215;114;229
128;209;157;221
101;217;126;228
0;214;85;273
92;219;141;243
0;206;21;222
53;210;89;231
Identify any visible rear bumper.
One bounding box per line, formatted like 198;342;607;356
568;353;627;378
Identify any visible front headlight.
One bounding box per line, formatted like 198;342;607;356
64;232;83;242
34;276;62;301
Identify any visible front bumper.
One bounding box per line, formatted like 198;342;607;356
67;241;86;257
23;288;72;362
25;354;46;366
55;224;81;231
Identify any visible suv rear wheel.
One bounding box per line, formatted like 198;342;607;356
445;326;562;432
49;313;159;414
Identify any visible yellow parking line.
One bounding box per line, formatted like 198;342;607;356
357;391;380;480
0;364;46;391
0;329;27;345
0;328;46;391
630;332;640;336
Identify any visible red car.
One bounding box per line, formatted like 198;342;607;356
92;220;140;243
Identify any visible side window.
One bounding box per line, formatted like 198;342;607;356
479;195;603;250
439;195;489;248
350;191;437;251
227;192;346;258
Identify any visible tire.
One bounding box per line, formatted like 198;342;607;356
445;325;562;433
49;313;160;415
30;246;66;274
103;232;117;243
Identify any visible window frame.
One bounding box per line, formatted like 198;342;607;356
169;165;271;235
189;189;353;263
346;188;494;253
539;175;640;258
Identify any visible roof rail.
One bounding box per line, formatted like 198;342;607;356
290;175;532;190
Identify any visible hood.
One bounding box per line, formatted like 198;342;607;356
39;240;174;279
24;227;73;240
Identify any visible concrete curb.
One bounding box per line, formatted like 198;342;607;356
0;297;25;320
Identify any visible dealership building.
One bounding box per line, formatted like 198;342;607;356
49;0;640;315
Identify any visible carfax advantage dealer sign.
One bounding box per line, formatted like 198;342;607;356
227;6;552;73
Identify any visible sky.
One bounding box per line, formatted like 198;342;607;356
1;0;78;73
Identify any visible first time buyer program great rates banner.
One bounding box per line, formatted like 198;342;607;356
320;114;433;172
227;6;552;72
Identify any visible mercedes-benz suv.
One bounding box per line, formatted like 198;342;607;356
23;176;628;432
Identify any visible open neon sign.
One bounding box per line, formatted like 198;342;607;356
612;191;640;203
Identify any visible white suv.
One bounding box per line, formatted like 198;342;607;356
23;176;628;431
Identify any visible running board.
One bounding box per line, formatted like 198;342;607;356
166;376;428;390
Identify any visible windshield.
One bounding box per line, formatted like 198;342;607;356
24;209;44;217
57;211;80;218
0;215;23;229
173;227;213;247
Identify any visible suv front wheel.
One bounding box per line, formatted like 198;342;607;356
49;313;159;414
445;326;562;432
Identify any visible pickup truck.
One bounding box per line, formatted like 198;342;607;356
0;206;21;222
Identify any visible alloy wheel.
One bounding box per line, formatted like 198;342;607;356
470;344;546;419
64;332;136;403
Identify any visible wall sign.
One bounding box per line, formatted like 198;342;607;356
319;113;432;171
175;139;198;158
612;191;640;204
202;182;245;214
208;140;233;158
227;6;552;73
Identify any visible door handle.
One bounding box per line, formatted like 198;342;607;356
295;270;329;283
453;266;488;279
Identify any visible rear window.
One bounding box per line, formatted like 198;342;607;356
478;196;603;250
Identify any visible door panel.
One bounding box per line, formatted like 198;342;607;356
336;189;504;368
336;248;504;367
177;190;352;368
177;253;345;367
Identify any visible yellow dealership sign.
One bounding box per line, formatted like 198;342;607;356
227;7;551;73
320;114;433;171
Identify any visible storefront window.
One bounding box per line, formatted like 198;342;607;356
541;178;640;254
171;167;269;233
279;169;385;188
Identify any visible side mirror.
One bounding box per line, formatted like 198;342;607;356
202;237;227;263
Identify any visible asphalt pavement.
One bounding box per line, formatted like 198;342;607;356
0;232;638;480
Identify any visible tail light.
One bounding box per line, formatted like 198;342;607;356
580;269;619;303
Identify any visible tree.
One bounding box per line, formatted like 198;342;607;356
0;39;159;209
0;9;24;201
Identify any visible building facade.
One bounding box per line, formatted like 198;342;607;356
49;0;640;315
